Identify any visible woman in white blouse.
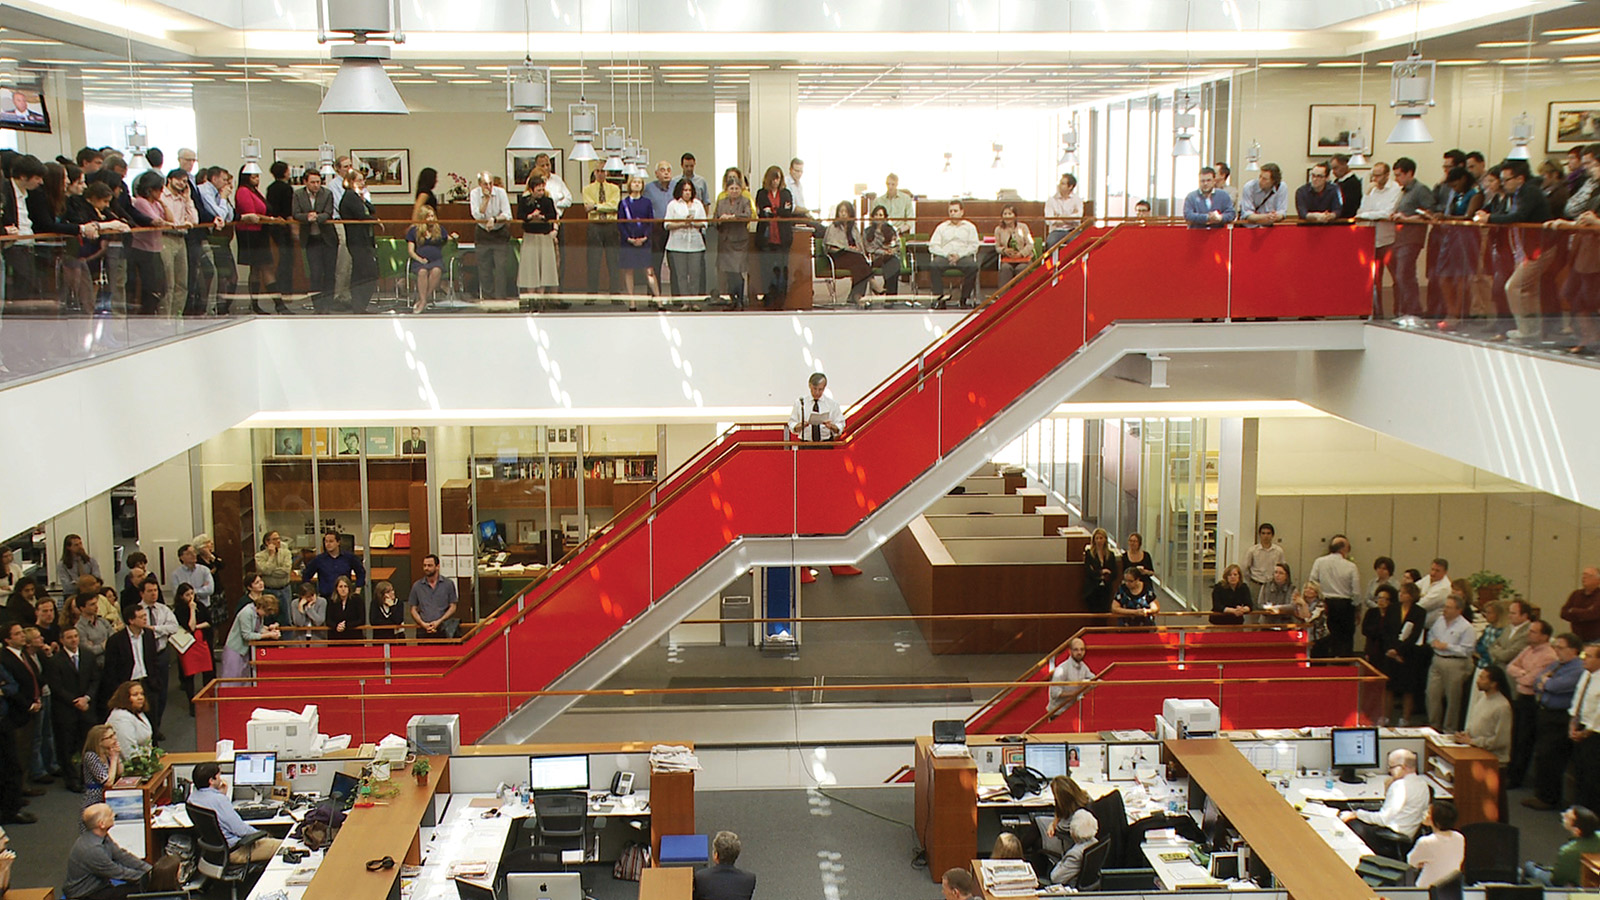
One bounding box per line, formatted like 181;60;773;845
1406;800;1464;889
105;680;154;755
664;179;707;300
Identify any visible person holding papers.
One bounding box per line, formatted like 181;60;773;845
787;373;844;443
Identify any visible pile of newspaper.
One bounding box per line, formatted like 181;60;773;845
978;859;1040;898
650;744;702;772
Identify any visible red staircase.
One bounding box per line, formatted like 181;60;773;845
200;224;1376;745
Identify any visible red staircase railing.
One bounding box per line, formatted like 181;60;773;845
201;224;1376;744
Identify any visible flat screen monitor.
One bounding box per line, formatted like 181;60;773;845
454;878;497;900
1330;727;1380;784
1244;845;1274;888
1024;743;1068;780
504;872;581;900
1208;852;1240;881
528;754;588;792
0;86;50;133
233;751;277;786
329;771;360;804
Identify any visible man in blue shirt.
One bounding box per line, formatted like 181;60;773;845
301;530;365;599
169;544;214;605
642;161;676;276
187;762;282;865
1528;633;1587;809
1182;167;1235;229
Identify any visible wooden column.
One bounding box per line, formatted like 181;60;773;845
649;767;696;864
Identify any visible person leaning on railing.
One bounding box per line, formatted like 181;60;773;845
1238;162;1287;227
1387;157;1438;319
1474;158;1552;343
1547;144;1600;351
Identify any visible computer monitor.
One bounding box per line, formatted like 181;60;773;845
1024;743;1069;780
504;873;581;900
528;755;589;792
1330;727;1381;784
1208;852;1240;881
453;878;497;900
329;771;360;806
233;751;276;803
1244;845;1274;888
479;520;505;550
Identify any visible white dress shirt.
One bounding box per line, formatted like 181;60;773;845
1048;656;1096;709
126;631;148;680
1571;668;1600;731
784;171;807;213
470;185;512;232
11;179;32;239
1241;543;1285;585
544;172;573;210
198;181;234;222
1044;192;1084;230
929;219;980;259
1308;552;1360;599
141;601;182;653
788;395;845;442
1417;575;1452;628
1355;771;1430;838
1355;181;1402;247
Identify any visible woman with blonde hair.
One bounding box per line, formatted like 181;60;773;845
222;579;282;679
1082;528;1118;616
80;724;121;813
618;173;659;304
1295;579;1331;657
406;207;452;314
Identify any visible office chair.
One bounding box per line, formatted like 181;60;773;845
501;844;565;875
1075;838;1113;892
186;803;266;900
1096;868;1157;891
531;791;588;854
1460;821;1520;885
1429;874;1465;900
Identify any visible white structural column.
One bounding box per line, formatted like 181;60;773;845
1216;417;1260;573
747;72;799;181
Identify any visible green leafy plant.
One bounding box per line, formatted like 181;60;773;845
122;746;166;781
1467;571;1513;595
411;758;431;780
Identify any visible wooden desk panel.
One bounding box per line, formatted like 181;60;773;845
1424;737;1500;826
914;736;977;883
1164;739;1377;900
306;756;447;895
639;866;693;900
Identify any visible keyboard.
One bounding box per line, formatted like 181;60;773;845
1324;798;1383;812
236;804;282;820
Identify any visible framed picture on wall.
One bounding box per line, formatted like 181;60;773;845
400;426;427;455
506;148;562;193
1547;101;1600;153
273;148;323;181
350;148;411;194
272;428;304;457
1307;104;1375;156
365;427;396;457
335;428;363;457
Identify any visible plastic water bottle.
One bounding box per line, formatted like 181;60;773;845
1324;773;1335;792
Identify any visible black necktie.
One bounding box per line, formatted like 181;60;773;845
812;399;821;442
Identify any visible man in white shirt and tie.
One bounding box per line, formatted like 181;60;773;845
788;373;844;443
137;579;181;741
470;171;514;300
1568;642;1600;814
1340;748;1430;857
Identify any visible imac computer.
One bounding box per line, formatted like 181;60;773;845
528;755;589;792
1330;727;1380;785
504;872;581;900
1024;743;1069;780
233;751;277;803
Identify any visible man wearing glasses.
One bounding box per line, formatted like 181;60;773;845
1339;748;1430;858
1296;163;1344;223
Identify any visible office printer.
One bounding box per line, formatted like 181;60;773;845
1157;698;1220;739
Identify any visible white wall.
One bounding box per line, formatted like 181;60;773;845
134;454;199;584
1256;417;1523;495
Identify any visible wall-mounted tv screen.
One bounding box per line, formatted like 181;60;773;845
0;86;51;134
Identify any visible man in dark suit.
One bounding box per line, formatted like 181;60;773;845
45;624;99;792
401;427;426;454
1;153;47;300
338;169;379;313
101;605;158;722
291;169;339;311
693;831;756;900
0;661;29;823
0;622;45;797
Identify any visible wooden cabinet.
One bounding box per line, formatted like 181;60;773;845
1483;495;1534;596
1298;496;1346;573
1530;495;1581;607
211;482;254;604
914;735;977;883
1424;737;1500;826
648;767;696;863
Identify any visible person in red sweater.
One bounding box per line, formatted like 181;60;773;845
1562;567;1600;642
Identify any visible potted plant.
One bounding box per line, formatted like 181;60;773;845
411;757;431;785
122;746;167;782
1467;570;1512;607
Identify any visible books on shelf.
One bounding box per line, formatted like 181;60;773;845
474;456;657;482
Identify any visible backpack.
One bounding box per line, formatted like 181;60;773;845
613;841;651;881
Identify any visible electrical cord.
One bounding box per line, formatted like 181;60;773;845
789;702;925;867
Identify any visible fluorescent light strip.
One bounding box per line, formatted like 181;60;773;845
1477;40;1533;48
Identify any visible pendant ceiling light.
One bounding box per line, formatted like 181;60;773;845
1349;52;1368;166
316;0;408;115
1058;112;1080;168
601;125;627;172
1172;89;1201;157
120;9;147;161
1244;5;1262;175
1387;51;1436;144
568;1;598;163
506;60;555;151
990;142;1004;169
238;0;262;174
318;141;337;177
1506;17;1537;160
1243;139;1262;173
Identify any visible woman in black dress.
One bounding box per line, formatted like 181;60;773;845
1121;531;1155;580
1082;528;1118;615
1362;583;1401;723
1210;564;1253;626
368;580;406;641
325;576;366;642
753;165;795;307
1387;582;1430;726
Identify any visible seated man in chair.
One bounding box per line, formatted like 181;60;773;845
1339;748;1430;858
65;804;151;899
187;762;283;865
694;830;756;900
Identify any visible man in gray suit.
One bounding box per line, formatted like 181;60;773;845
693;831;756;900
291;170;339;312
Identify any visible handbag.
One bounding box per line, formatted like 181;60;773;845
178;632;213;677
1004;765;1047;800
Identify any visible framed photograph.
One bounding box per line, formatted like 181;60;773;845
474;463;495;479
365;427;396;457
335;427;363;457
1307;104;1375;156
273;148;323;181
516;520;539;543
400;426;427;455
350;148;411;194
272;428;304;457
1548;101;1600;153
506;148;562;193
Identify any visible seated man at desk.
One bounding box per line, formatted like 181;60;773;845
66;803;152;899
1337;748;1429;858
186;762;284;865
693;830;756;900
941;868;979;900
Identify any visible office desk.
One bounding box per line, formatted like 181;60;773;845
1142;841;1216;890
301;756;447;898
639;866;692;900
1165;739;1378;900
1424;736;1501;825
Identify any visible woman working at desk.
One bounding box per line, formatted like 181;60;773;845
1050;809;1101;888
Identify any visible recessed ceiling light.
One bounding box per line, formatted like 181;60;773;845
659;64;708;70
599;64;646;71
415;64;465;70
1497;57;1549;64
1544;27;1600;36
225;77;270;82
452;79;491;84
717;64;768;70
1316;61;1364;67
1561;54;1600;62
0;38;61;46
1435;59;1482;66
1477;40;1533;48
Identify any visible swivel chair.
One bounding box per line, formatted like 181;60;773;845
187;803;266;900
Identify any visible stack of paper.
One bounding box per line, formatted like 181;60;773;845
650;744;702;771
977;772;1011;800
979;859;1039;897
